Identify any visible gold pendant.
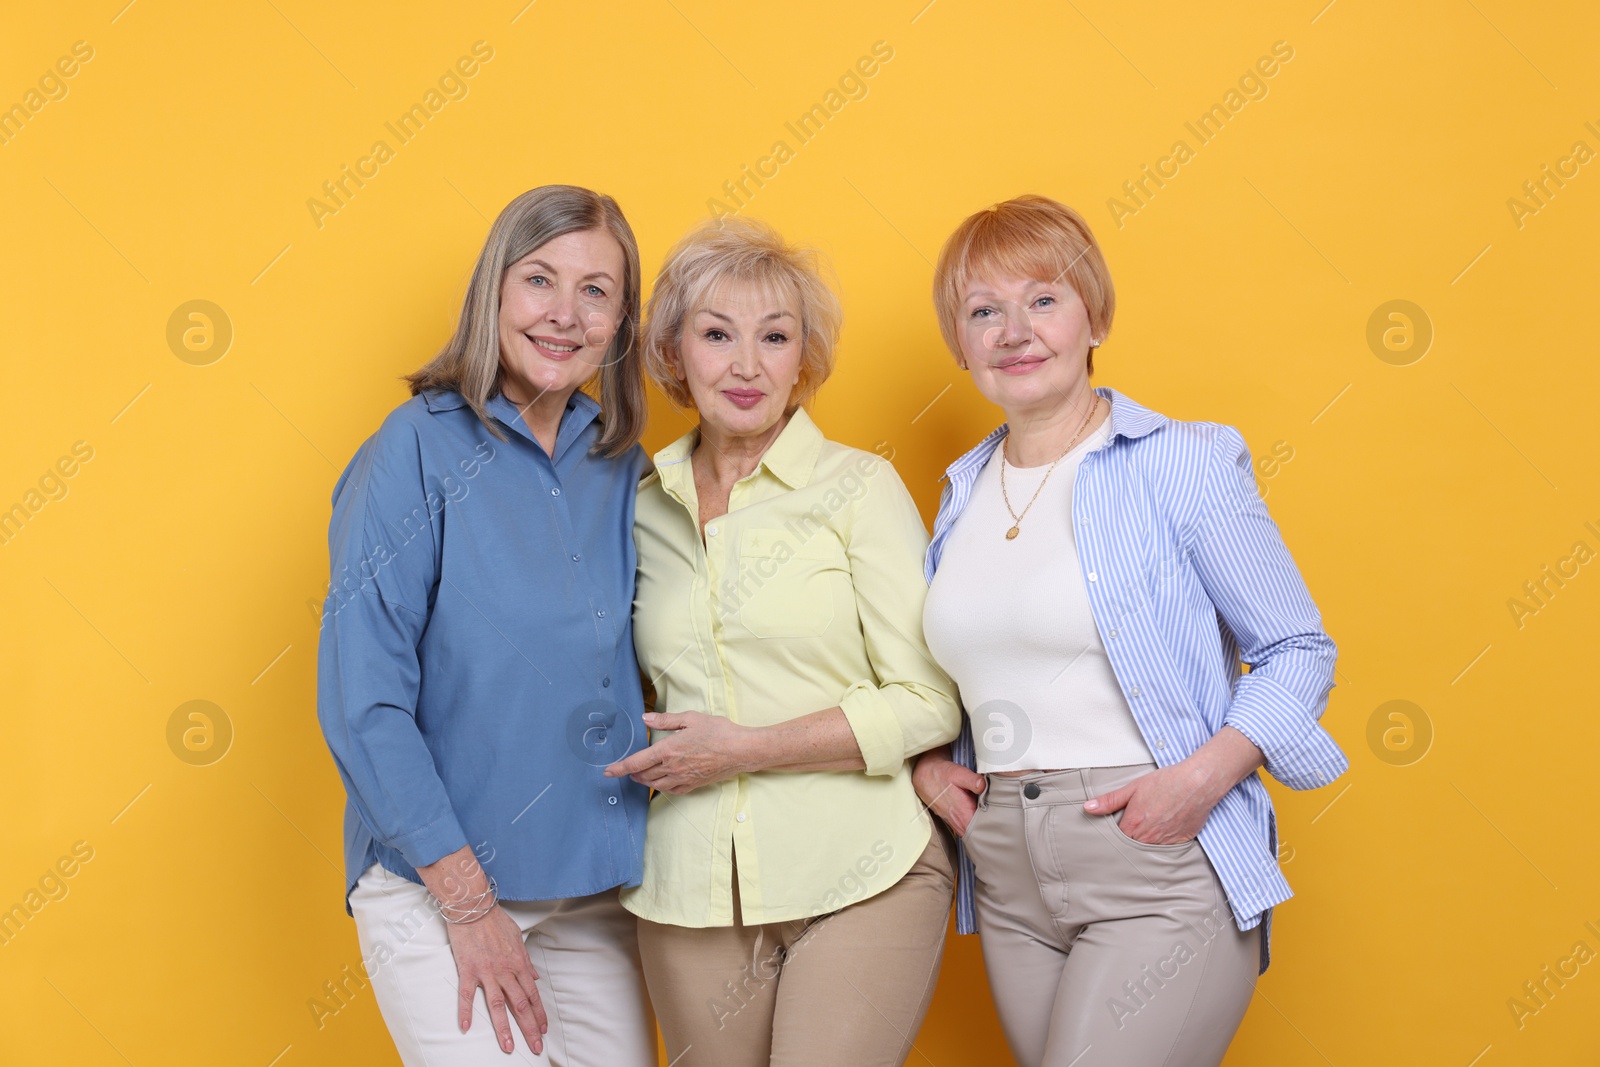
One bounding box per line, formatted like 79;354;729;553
1006;525;1019;540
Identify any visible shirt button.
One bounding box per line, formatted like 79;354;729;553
1080;518;1089;525
707;524;719;536
1156;739;1166;750
1130;686;1142;697
607;796;618;805
735;812;747;823
1087;571;1098;582
551;487;561;496
1108;629;1118;639
602;676;611;688
596;609;606;618
571;553;581;562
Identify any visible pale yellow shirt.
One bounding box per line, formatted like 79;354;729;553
622;408;961;928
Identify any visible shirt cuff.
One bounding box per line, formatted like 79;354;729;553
387;809;470;871
838;682;908;778
1224;673;1348;790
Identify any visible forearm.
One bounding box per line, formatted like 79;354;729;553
1182;724;1266;805
742;707;867;773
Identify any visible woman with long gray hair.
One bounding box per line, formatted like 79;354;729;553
317;184;656;1065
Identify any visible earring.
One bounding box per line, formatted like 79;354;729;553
1089;339;1101;349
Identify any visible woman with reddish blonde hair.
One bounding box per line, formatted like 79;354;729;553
913;194;1347;1066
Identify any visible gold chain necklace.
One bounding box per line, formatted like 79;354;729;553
999;396;1100;540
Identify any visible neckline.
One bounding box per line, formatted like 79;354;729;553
1000;415;1111;472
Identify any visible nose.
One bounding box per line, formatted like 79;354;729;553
546;286;578;329
982;300;1033;352
998;299;1033;346
730;337;760;378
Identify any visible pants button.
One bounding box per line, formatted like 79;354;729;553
1023;782;1041;800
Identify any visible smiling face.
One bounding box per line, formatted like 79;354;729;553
957;273;1096;421
496;228;626;407
674;278;803;444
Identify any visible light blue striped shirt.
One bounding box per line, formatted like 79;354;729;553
924;386;1347;973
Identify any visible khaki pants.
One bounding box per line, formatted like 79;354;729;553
636;830;955;1067
348;862;656;1066
964;765;1261;1067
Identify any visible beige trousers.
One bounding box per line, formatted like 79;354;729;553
964;765;1260;1067
635;830;955;1067
348;862;656;1066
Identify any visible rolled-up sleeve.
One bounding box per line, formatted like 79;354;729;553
316;422;468;869
1189;425;1347;791
837;458;962;777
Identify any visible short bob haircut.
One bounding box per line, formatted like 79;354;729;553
642;217;842;411
932;194;1116;376
406;184;646;457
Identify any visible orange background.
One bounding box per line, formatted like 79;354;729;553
3;1;1598;1064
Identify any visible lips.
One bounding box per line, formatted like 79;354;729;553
995;355;1046;373
527;334;581;360
722;389;765;409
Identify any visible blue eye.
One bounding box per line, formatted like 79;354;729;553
1034;295;1055;308
529;274;549;287
584;284;606;298
970;307;993;319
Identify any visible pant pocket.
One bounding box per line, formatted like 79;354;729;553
1104;808;1199;852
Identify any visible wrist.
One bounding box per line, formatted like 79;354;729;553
733;722;766;775
436;873;499;924
1178;749;1232;806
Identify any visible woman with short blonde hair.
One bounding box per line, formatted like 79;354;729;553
606;216;961;1067
914;194;1348;1067
640;217;839;410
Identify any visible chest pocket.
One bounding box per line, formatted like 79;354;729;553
732;527;848;639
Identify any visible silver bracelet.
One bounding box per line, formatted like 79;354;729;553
437;875;499;924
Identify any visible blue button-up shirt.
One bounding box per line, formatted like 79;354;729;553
926;386;1347;973
317;388;651;911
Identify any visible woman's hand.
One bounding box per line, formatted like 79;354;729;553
1084;726;1266;845
603;711;755;793
912;747;986;837
415;846;546;1056
1084;762;1216;845
443;907;547;1056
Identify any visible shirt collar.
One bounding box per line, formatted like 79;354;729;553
651;406;825;499
425;387;601;459
422;388;467;412
490;390;601;461
941;386;1168;481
